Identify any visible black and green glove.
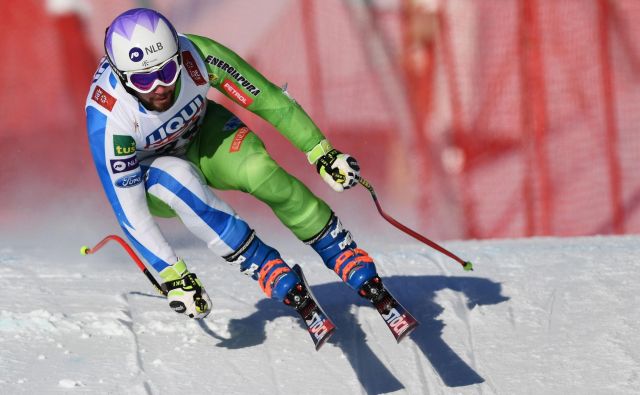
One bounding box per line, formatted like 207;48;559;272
159;260;211;319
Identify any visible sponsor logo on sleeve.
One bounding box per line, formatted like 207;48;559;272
182;51;207;85
113;135;136;156
204;55;261;97
222;79;253;107
229;127;250;152
110;156;139;174
92;85;117;111
115;172;143;188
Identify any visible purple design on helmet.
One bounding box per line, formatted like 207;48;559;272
105;8;175;59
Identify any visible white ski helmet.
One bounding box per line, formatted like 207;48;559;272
104;8;179;78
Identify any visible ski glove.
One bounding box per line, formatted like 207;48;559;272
307;139;360;192
159;260;211;319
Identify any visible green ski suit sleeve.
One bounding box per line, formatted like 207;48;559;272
186;34;326;154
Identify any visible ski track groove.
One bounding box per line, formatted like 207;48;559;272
118;292;153;395
345;307;362;395
352;306;367;395
263;331;282;395
434;255;500;394
356;304;389;395
441;261;485;395
217;343;246;383
314;343;336;393
452;288;484;395
507;306;516;329
365;312;398;388
546;289;557;333
411;344;435;394
218;285;256;308
450;280;501;395
426;349;443;393
608;331;640;391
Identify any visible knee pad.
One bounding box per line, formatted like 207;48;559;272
224;231;300;301
306;213;378;290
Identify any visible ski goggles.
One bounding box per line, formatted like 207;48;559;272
123;53;181;94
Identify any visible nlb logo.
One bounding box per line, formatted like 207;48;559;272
129;47;143;62
115;173;142;188
145;95;205;148
110;156;139;174
145;42;163;55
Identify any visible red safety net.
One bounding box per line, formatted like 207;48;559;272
425;0;640;238
0;0;99;223
222;0;640;239
4;0;639;239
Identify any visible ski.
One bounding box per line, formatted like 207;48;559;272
286;264;336;350
359;276;419;342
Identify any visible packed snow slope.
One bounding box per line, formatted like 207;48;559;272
1;212;638;394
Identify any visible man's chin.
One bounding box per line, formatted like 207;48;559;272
151;97;172;111
155;103;172;112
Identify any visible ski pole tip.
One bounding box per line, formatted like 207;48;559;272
80;246;90;255
462;261;474;271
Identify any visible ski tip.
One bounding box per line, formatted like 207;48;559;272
395;320;419;343
80;245;90;255
462;261;474;271
314;327;336;351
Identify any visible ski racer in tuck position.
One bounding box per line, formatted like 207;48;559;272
86;8;407;338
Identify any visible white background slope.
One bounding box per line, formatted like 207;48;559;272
1;216;639;394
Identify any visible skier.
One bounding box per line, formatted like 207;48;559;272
86;8;389;322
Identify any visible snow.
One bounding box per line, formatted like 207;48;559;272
1;213;639;394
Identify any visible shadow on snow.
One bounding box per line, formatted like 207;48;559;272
211;274;508;393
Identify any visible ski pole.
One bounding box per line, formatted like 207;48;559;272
356;176;473;271
80;235;168;296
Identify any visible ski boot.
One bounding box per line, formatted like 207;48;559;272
225;231;335;349
308;214;418;342
224;230;298;301
307;213;378;291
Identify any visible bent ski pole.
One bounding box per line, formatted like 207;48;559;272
356;176;473;271
80;235;167;296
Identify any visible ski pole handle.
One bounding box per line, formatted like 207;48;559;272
356;176;473;271
81;235;167;296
